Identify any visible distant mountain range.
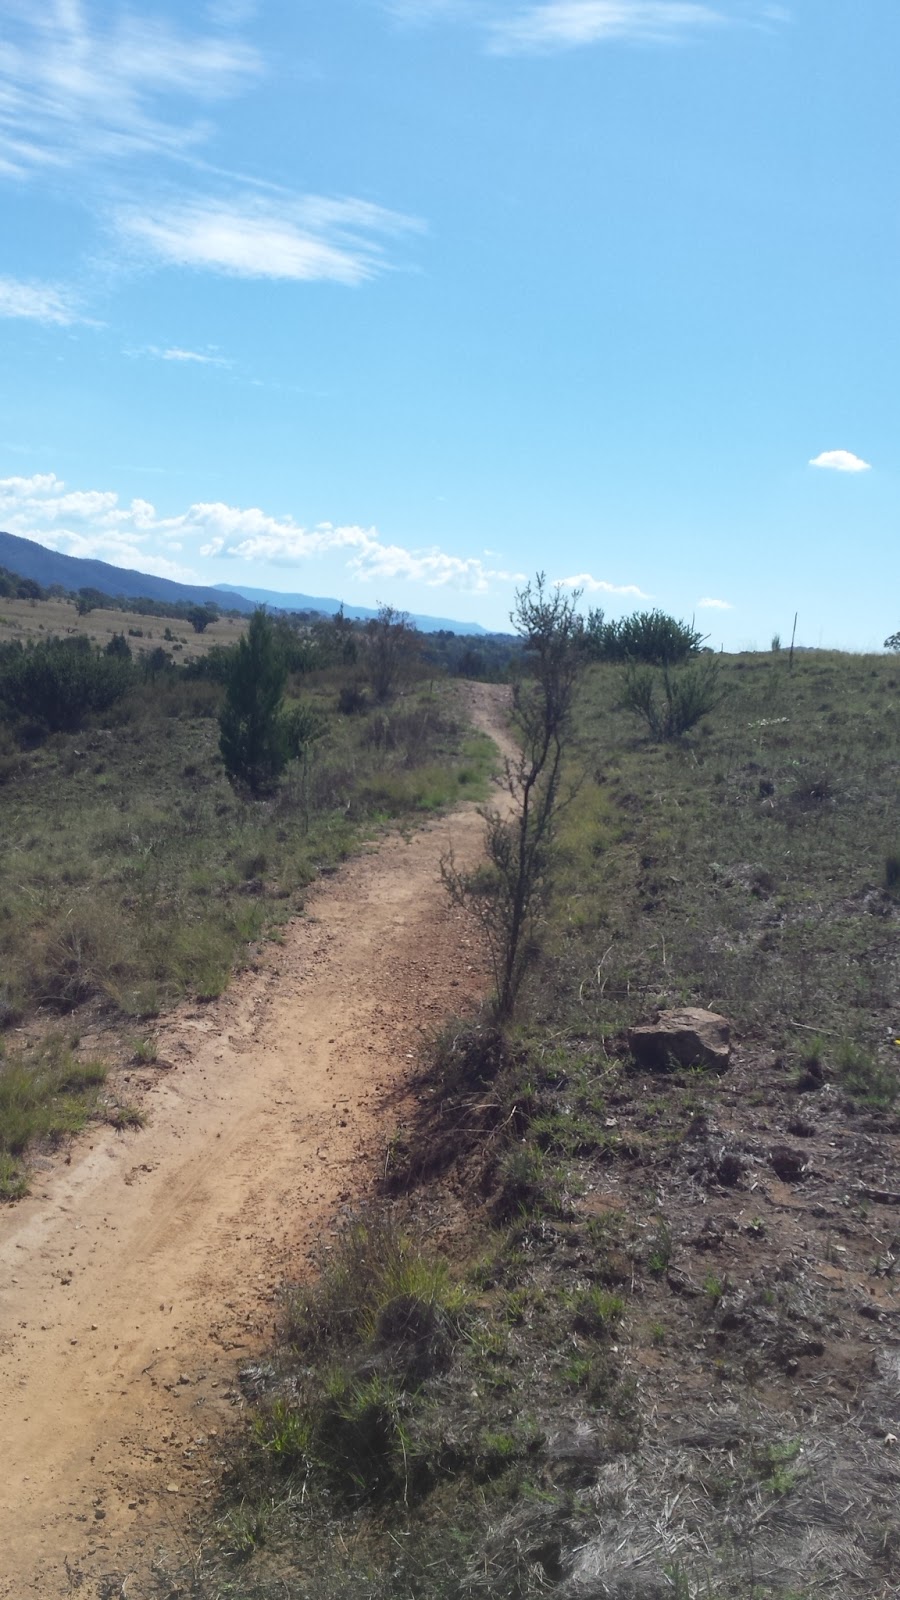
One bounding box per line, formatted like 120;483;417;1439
214;583;488;634
0;531;489;635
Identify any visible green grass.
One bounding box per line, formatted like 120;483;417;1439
0;1036;106;1197
154;648;900;1600
0;674;491;1028
546;650;900;1056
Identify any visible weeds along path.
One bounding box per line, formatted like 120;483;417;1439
0;681;517;1599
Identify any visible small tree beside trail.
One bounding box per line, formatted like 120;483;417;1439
218;610;289;794
366;604;420;703
443;575;585;1020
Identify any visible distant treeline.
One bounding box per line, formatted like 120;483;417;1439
0;558;520;673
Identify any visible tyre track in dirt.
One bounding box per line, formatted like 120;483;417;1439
0;682;515;1598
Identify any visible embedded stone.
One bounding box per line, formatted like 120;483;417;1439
628;1007;731;1072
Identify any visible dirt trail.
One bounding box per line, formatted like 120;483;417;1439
0;682;516;1598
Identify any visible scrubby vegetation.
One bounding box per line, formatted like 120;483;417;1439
583;606;706;664
0;608;493;1191
176;643;900;1600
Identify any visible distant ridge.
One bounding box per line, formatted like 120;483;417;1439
214;583;489;635
0;530;254;614
0;531;491;635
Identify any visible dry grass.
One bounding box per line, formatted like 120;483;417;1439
153;649;900;1600
0;594;246;662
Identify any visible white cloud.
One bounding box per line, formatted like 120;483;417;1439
116;193;421;284
809;449;871;474
0;473;521;595
388;0;780;50
196;505;522;589
131;344;231;366
488;1;726;53
0;2;260;179
697;596;733;610
555;572;651;598
0;275;84;325
159;346;225;364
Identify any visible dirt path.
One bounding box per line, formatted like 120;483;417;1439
0;682;515;1598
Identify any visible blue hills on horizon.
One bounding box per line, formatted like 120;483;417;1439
213;582;488;635
0;530;491;636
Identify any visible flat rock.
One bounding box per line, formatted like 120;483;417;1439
628;1007;731;1072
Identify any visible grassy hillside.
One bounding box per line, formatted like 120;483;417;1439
180;648;900;1600
0;593;246;661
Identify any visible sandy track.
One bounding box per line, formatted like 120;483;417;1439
0;682;514;1598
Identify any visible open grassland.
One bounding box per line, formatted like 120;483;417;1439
0;593;248;661
173;649;900;1600
0;650;493;1196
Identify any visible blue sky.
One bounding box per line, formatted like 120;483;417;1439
0;1;896;644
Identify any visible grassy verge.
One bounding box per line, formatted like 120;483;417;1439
0;1035;108;1199
172;648;900;1600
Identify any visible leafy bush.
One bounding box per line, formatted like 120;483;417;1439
584;607;705;665
621;655;725;740
218;610;290;793
0;635;134;733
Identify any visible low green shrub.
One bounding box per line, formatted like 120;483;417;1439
834;1039;897;1108
584;607;705;665
0;635;134;734
621;655;725;740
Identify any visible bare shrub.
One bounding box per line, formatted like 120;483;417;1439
443;576;585;1018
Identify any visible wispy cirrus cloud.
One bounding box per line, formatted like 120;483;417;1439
0;0;260;180
386;1;782;53
154;346;230;366
115;192;421;284
697;595;733;609
127;344;232;367
0;473;522;594
809;449;871;474
555;571;651;598
488;2;726;54
0;275;87;324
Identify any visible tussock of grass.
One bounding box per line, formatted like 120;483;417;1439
245;1215;469;1506
0;1036;106;1197
283;1212;467;1355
